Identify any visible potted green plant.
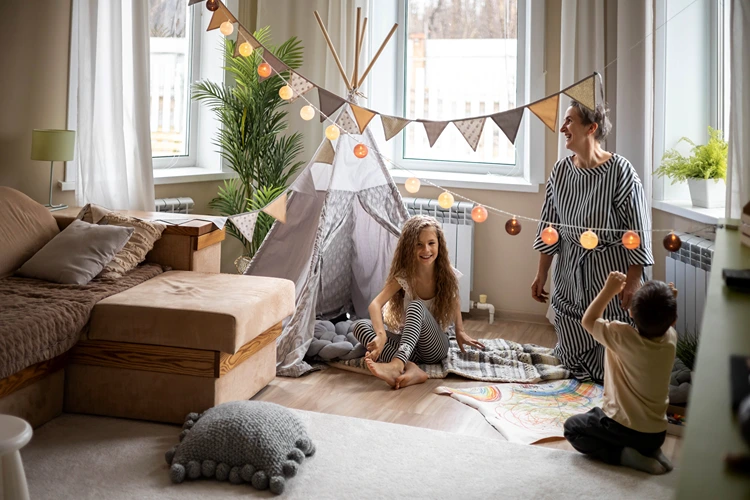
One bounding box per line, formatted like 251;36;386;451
655;126;728;209
192;28;304;263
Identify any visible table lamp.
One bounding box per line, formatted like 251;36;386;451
31;129;75;211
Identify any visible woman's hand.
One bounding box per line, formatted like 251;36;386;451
619;280;639;310
365;333;386;362
456;330;485;353
531;273;549;303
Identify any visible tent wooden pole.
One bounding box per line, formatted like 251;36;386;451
352;8;361;88
357;23;398;88
314;10;352;91
358;17;368;81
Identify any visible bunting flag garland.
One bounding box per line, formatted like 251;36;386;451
490;108;525;144
233;27;261;57
259;51;289;82
350;105;377;134
335;109;359;135
206;4;235;31
312;139;336;165
528;94;560;132
318;88;347;123
453;117;486;152
262;192;288;223
421;120;451;148
563;75;596;112
229;211;259;242
381;115;412;141
289;72;315;103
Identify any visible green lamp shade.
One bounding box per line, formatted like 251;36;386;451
31;129;75;161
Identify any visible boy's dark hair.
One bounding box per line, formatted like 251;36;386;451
630;281;677;338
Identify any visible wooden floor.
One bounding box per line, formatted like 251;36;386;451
252;312;682;463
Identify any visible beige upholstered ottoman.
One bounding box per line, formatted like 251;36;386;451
64;271;294;424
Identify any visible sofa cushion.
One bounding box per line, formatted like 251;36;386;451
89;271;295;353
0;187;59;278
98;213;167;279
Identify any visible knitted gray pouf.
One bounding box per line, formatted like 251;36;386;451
165;401;315;495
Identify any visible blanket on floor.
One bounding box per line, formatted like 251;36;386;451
330;338;571;383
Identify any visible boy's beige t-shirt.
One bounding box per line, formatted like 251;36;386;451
591;319;677;434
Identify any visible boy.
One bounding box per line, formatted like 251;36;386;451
564;271;677;474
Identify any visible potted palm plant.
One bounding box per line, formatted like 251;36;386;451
655;127;728;208
192;28;304;265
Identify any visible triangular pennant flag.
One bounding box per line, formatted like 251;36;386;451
453;117;486;152
312;139;336;165
350;105;377;134
563;75;596;112
490;107;525;144
207;4;235;31
229;211;259;242
188;0;204;5
335;109;359;135
258;51;288;82
233;29;249;57
528;94;560;132
317;88;346;123
381;115;412;141
289;72;314;103
262;192;287;224
421;120;450;148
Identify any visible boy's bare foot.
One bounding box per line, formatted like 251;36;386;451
620;447;667;475
650;448;674;472
394;362;428;390
365;358;403;388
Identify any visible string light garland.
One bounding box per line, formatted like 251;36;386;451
404;177;421;194
257;62;271;78
622;230;641;250
471;205;488;223
541;226;559;245
238;41;253;57
663;232;682;252
438;192;454;209
205;0;219;11
279;85;293;100
325;125;340;140
505;217;522;235
580;230;599;250
300;105;315;121
353;143;368;158
220;20;234;36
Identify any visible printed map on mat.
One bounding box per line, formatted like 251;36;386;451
437;380;603;444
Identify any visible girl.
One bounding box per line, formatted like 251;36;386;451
352;215;484;389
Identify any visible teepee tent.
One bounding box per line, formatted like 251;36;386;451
244;11;407;377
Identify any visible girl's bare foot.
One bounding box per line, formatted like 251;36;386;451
394;362;428;390
365;358;404;388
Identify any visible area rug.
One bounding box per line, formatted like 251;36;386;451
331;337;571;383
22;410;674;499
437;380;604;444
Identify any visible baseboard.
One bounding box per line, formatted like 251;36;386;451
465;309;552;325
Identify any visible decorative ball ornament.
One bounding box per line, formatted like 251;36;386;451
663;232;682;252
405;177;421;194
279;85;293;100
471;205;488;223
325;125;340;141
353;143;369;158
257;63;272;78
238;42;253;57
219;21;234;36
580;230;599;250
541;225;559;245
505;217;522;235
622;230;641;250
300;105;315;121
438;192;454;209
206;0;219;11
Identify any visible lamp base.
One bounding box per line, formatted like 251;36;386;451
45;203;68;212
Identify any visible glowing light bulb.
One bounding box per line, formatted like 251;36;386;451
404;177;421;194
353;143;369;158
279;85;293;100
257;63;272;78
471;205;488;223
220;21;234;36
325;125;340;141
580;230;598;250
663;232;682;252
622;230;641;250
239;42;253;57
438;192;454;209
300;105;315;121
541;226;559;245
206;0;219;11
505;217;521;235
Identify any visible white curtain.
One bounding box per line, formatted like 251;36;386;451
255;0;369;161
726;0;749;219
72;0;155;211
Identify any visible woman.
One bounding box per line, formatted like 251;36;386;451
531;100;653;383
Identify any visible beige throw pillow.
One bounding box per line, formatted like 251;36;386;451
99;214;167;279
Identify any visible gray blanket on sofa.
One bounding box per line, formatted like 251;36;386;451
0;264;163;379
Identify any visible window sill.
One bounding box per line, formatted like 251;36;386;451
389;169;540;193
153;167;237;185
652;199;723;225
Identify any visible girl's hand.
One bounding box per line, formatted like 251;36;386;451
456;330;485;353
366;333;386;362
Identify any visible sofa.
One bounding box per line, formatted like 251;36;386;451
0;187;295;427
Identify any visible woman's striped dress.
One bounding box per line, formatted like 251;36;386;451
533;154;654;383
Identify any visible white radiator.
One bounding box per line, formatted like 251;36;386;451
402;197;474;312
664;231;714;336
154;197;194;214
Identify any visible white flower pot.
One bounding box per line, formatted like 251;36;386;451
687;178;725;209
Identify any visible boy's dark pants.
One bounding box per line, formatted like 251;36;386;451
564;407;666;464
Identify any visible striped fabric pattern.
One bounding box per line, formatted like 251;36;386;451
532;154;654;382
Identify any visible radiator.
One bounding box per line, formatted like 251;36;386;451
402;197;474;312
664;232;714;336
154;197;194;214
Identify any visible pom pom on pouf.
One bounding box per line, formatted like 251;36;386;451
306;319;368;361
